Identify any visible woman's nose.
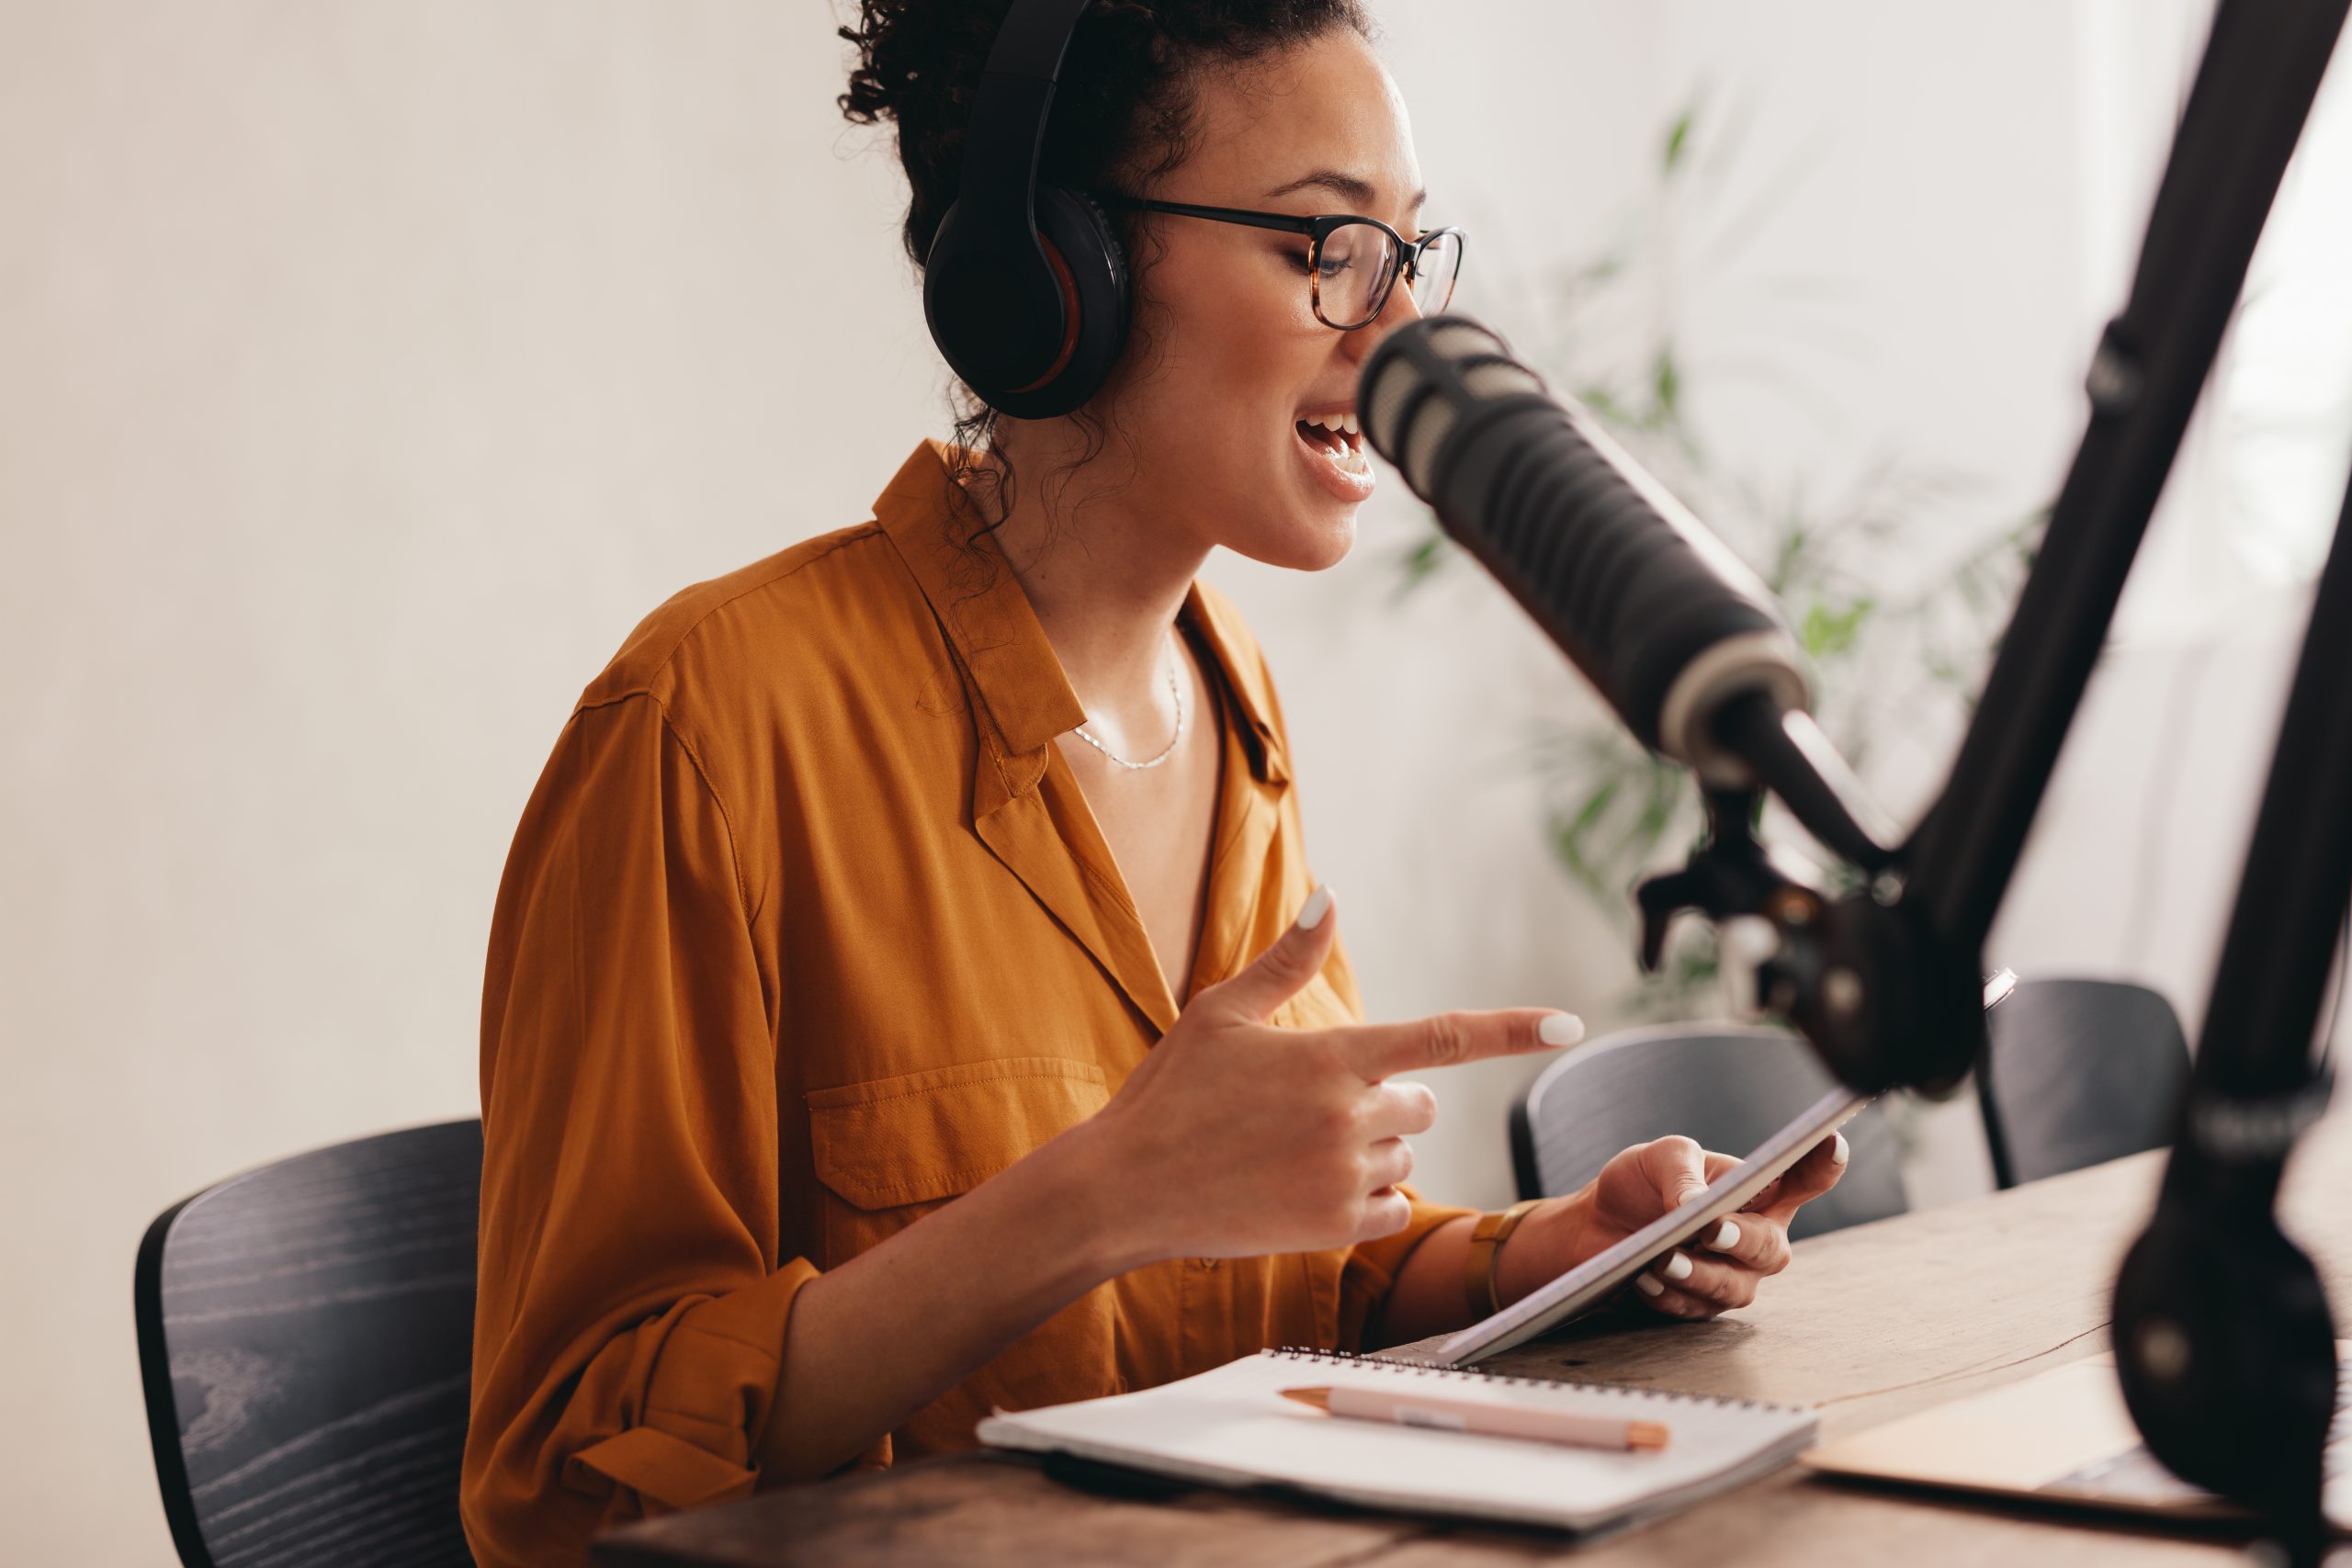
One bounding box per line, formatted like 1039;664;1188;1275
1340;271;1426;367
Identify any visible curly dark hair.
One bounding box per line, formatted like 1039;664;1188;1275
839;0;1373;566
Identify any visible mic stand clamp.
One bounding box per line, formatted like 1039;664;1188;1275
1637;789;1984;1096
1634;785;1821;978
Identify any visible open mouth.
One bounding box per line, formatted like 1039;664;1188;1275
1295;411;1373;476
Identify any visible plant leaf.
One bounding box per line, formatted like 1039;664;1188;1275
1391;530;1450;599
1664;107;1697;175
1800;597;1876;660
1651;345;1682;424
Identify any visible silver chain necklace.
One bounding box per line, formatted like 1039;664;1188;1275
1069;631;1185;770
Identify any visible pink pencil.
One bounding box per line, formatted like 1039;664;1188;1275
1280;1386;1670;1451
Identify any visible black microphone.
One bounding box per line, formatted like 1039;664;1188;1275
1359;315;1811;791
1360;314;1897;868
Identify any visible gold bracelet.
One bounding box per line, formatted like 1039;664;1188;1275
1464;1198;1545;1318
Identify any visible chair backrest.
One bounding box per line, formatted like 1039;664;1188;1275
135;1118;482;1568
1979;977;2190;1187
1510;1025;1908;1241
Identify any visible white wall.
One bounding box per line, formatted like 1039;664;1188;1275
4;4;2331;1562
0;5;944;1559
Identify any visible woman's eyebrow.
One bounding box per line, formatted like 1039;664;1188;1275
1262;169;1429;215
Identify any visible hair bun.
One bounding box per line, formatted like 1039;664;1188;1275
842;2;1365;273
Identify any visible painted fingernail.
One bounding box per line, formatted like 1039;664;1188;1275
1663;1252;1693;1282
1295;884;1332;931
1538;1012;1585;1047
1634;1273;1665;1298
1709;1220;1741;1251
1832;1133;1850;1166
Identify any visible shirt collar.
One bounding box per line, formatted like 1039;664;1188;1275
1178;568;1291;790
872;438;1291;795
872;438;1083;764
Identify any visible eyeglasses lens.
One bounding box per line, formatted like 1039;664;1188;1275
1313;224;1461;327
1409;231;1463;315
1313;222;1400;329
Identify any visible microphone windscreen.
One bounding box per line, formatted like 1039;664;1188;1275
1361;315;1807;777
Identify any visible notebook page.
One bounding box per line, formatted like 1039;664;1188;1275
978;1348;1815;1533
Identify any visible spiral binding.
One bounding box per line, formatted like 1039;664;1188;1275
1265;1346;1785;1414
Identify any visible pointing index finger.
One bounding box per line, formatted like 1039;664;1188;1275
1331;1009;1583;1081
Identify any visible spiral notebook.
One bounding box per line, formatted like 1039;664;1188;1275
978;1347;1815;1534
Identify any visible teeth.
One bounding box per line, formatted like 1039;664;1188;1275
1296;411;1370;479
1312;434;1373;477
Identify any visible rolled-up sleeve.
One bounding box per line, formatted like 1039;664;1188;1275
462;691;876;1568
1336;1185;1477;1348
1318;920;1480;1349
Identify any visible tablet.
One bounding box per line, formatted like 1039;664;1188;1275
1428;1088;1868;1365
1424;968;2021;1368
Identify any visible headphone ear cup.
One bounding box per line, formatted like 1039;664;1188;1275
989;186;1129;420
924;196;1064;404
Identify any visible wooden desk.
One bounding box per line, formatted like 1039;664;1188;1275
596;1111;2352;1566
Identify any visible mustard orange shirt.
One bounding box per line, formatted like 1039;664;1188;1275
460;438;1476;1567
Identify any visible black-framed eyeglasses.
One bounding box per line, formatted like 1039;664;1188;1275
1091;193;1464;331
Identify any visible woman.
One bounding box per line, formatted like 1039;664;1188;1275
459;4;1846;1563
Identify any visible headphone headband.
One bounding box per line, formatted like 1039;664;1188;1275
922;0;1132;418
981;0;1094;77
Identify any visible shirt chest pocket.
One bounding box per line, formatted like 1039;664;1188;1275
805;1055;1112;1263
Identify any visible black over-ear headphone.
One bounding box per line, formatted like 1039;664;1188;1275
922;0;1131;420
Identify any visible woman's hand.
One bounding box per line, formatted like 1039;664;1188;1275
1497;1134;1849;1322
1080;885;1579;1269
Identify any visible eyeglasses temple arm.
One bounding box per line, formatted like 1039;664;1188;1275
1091;194;1317;237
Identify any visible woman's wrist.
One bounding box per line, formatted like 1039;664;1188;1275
1023;1113;1164;1281
1494;1190;1592;1310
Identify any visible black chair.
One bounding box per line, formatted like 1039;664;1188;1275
1976;976;2192;1188
1510;1025;1909;1241
136;1119;482;1568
